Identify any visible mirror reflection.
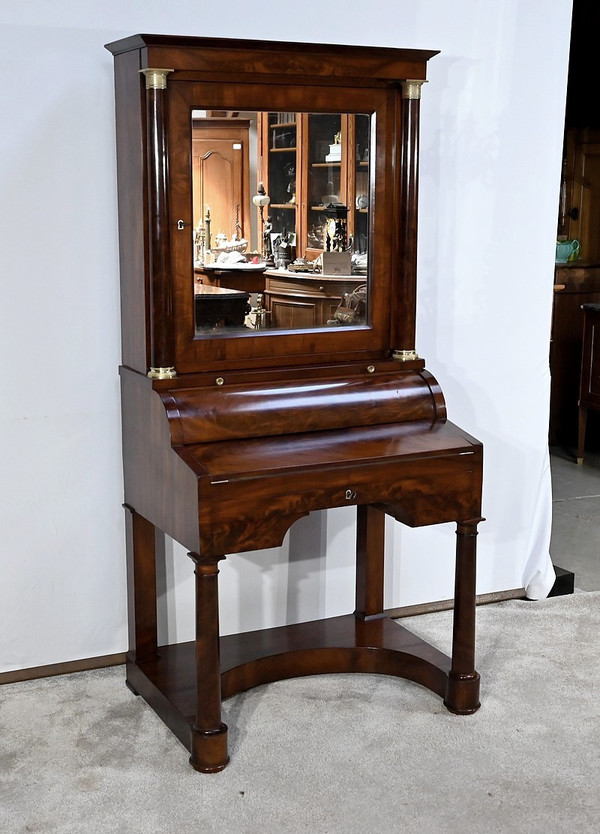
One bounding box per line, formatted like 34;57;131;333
191;110;371;335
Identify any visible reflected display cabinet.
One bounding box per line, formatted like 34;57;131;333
259;111;370;257
106;33;484;773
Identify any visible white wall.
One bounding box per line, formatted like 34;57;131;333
0;0;572;671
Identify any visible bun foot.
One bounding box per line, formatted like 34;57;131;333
189;723;229;772
444;671;481;715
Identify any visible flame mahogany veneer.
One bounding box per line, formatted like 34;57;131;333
107;34;483;773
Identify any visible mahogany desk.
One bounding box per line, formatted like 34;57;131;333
121;365;483;773
106;33;484;774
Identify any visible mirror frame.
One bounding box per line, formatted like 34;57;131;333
169;81;392;373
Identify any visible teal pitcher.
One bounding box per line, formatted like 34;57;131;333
556;239;580;263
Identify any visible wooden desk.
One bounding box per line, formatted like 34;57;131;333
107;33;482;776
194;284;250;330
121;365;483;773
195;263;267;294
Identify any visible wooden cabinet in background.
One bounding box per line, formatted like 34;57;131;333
552;129;600;447
550;264;600;446
560;129;600;263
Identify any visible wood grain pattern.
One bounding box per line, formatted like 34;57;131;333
394;96;421;352
112;49;149;374
162;370;440;444
106;34;438;85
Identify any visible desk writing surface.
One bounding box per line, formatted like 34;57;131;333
182;419;480;482
194;284;248;297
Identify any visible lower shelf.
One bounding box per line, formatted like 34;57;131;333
126;613;460;753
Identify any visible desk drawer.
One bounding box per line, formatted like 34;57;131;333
200;451;482;555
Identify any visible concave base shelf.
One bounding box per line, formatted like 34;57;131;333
126;613;478;754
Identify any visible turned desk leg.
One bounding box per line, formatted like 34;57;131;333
444;519;482;715
123;506;158;678
355;505;386;620
188;553;229;773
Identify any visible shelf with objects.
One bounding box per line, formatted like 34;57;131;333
106;34;483;774
259;112;299;256
257;110;370;328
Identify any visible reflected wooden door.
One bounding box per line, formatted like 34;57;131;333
192;120;251;243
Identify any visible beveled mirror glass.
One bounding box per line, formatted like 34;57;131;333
191;110;372;336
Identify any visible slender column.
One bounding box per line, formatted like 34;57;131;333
354;505;386;620
393;79;425;362
141;68;177;380
188;553;229;773
444;518;483;714
123;506;158;669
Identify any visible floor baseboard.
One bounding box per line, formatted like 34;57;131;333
1;589;528;686
386;587;526;620
0;653;126;686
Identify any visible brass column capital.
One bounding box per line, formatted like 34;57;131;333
140;68;174;90
401;79;426;100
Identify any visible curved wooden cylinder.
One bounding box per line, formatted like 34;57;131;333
161;369;446;444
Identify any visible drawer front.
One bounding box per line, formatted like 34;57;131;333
199;452;482;555
265;275;361;298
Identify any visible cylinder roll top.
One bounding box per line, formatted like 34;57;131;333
161;370;445;445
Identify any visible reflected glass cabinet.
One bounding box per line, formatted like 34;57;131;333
258;111;370;258
105;34;484;774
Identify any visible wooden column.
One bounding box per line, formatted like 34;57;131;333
188;554;229;773
393;79;425;361
142;68;176;380
354;504;386;620
123;506;158;671
444;519;483;714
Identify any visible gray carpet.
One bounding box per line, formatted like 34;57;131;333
2;592;599;833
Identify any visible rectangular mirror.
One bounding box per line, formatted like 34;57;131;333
191;110;372;336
